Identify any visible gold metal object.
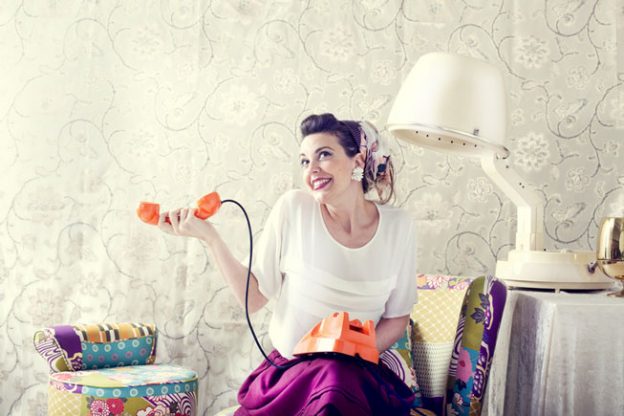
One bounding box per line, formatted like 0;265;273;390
596;217;624;297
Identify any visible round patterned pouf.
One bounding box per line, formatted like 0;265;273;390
48;364;198;416
34;323;198;416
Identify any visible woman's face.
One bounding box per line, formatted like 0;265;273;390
299;132;361;204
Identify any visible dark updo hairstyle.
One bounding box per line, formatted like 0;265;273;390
300;113;395;204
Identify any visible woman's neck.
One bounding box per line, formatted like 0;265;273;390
322;194;376;235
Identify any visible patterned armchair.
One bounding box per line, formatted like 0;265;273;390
33;322;198;416
215;274;507;416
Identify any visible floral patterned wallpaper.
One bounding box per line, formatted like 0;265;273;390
1;0;622;414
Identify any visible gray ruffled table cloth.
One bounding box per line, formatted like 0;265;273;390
483;289;624;416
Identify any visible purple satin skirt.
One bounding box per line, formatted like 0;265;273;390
235;350;414;416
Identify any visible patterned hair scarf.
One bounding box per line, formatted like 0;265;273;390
358;121;391;186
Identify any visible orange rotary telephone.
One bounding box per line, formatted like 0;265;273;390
293;312;379;364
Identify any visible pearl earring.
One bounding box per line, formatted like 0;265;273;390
351;166;364;181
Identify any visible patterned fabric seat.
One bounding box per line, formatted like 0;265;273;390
33;322;198;416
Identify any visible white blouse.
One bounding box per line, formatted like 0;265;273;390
251;190;418;358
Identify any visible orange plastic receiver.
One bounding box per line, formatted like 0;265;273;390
137;192;222;225
293;311;379;364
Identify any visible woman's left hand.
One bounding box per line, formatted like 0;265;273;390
375;315;410;352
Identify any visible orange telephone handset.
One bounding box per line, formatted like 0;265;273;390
293;311;379;364
137;192;222;225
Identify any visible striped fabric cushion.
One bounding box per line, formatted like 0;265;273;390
74;322;155;342
34;322;157;372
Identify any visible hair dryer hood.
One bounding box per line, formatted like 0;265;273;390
387;52;508;158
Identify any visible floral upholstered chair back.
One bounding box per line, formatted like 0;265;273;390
445;275;506;416
411;274;471;413
410;274;507;416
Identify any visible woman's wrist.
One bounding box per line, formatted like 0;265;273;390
201;230;220;249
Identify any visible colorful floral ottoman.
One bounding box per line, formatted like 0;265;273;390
34;323;198;416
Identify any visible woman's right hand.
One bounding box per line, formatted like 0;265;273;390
158;207;219;245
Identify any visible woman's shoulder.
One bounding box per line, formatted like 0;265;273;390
377;202;412;225
377;203;415;240
274;188;315;211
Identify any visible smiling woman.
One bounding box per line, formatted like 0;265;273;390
300;113;395;204
299;135;357;204
157;113;418;415
296;113;396;249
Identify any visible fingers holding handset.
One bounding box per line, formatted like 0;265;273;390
157;207;217;242
164;208;189;235
157;211;175;234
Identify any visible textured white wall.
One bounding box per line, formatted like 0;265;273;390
1;0;622;414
